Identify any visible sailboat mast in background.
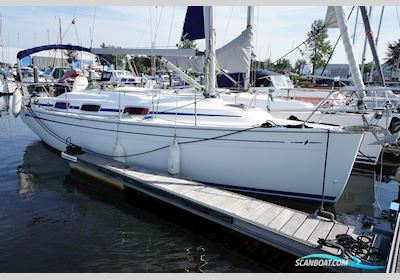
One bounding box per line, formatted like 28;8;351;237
360;6;386;86
328;6;365;98
244;6;254;91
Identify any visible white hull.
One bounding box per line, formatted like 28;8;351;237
221;93;388;165
21;97;363;203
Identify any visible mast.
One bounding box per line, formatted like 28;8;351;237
47;29;51;58
360;7;372;77
352;7;359;45
368;6;385;83
59;18;64;72
334;6;365;97
0;14;3;65
360;6;386;86
244;6;254;91
204;6;216;97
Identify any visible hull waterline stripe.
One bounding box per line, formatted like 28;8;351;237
198;181;337;202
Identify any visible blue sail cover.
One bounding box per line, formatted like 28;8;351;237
17;44;112;65
181;6;205;41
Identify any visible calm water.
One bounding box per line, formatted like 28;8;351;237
0;95;399;272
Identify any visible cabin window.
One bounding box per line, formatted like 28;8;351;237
54;102;69;109
80;104;101;112
123;107;149;115
100;71;112;82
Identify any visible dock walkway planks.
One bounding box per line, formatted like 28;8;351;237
70;153;389;273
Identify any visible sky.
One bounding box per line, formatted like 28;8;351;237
0;6;400;66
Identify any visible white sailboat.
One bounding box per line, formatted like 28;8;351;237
17;6;365;203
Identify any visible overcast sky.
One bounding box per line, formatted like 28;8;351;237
1;6;400;65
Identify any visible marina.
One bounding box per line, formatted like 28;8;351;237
0;4;400;274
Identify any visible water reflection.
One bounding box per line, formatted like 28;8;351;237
334;168;376;221
0;95;10;117
6;140;277;272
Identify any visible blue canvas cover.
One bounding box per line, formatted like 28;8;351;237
17;44;112;65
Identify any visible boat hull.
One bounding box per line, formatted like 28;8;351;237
21;107;363;203
221;93;388;165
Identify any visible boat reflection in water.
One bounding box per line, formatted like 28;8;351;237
13;141;279;272
0;95;11;116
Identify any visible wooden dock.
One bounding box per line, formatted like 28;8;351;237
68;153;391;273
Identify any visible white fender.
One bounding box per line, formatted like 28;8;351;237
12;88;23;118
168;138;180;176
72;76;89;92
112;139;126;163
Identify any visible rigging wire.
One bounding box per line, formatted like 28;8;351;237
222;7;234;45
61;22;73;42
71;7;79;45
167;6;175;47
319;6;355;76
90;7;96;48
149;7;153;46
153;6;164;44
73;17;80;45
396;6;400;30
272;6;355;66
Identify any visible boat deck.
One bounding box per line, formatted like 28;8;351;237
68;153;391;272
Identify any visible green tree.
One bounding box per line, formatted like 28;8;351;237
294;58;308;74
271;59;292;73
363;61;373;74
254;59;265;69
386;39;400;66
100;42;125;69
64;47;78;65
264;58;273;69
176;39;198;49
306;19;332;75
130;56;151;74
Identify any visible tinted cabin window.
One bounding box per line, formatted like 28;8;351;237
123;107;149;115
81;104;101;112
54;102;69;109
100;72;112;82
